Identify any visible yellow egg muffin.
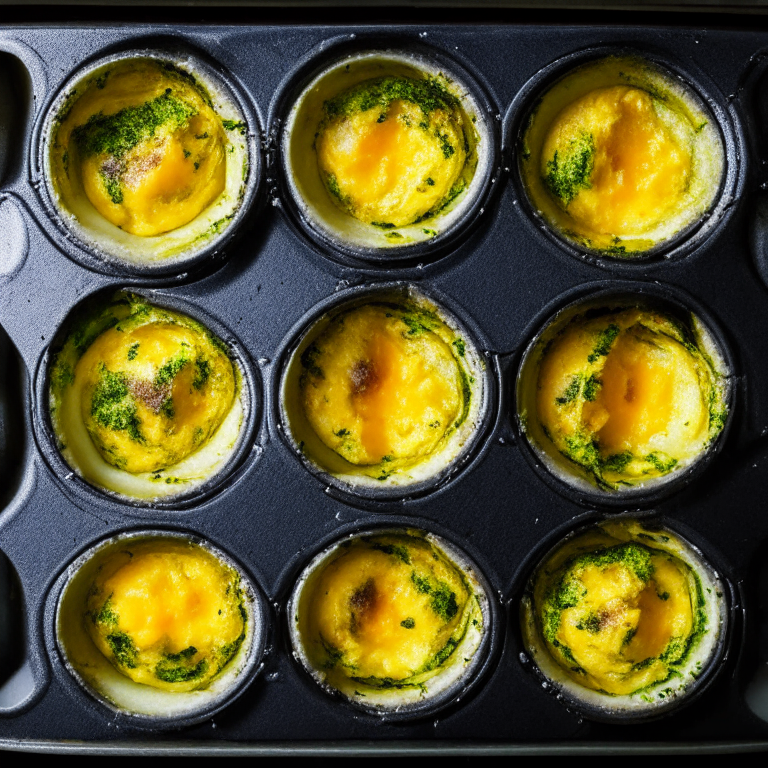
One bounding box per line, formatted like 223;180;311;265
520;57;724;256
521;519;726;714
291;531;488;709
518;304;728;492
49;291;245;500
85;539;247;692
315;76;470;229
281;291;485;490
284;53;490;251
47;56;249;265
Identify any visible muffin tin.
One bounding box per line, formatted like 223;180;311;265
2;21;768;755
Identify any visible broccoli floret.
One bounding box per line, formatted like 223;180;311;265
555;374;583;405
155;655;209;684
73;92;196;159
90;366;143;443
154;350;189;388
192;357;211;390
410;571;459;622
369;542;411;564
106;632;138;669
588;324;621;363
583;373;601;401
544;132;595;206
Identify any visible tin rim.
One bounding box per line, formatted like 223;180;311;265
285;523;500;721
513;513;735;724
33;286;262;513
273;281;498;507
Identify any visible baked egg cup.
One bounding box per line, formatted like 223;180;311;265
288;528;492;717
520;518;729;721
516;289;731;503
42;50;254;273
55;531;265;725
517;54;725;259
279;286;489;499
281;48;494;261
47;290;252;505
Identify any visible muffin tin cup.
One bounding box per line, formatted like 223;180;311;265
33;41;264;282
511;512;738;724
33;286;263;513
45;528;269;729
505;43;745;271
513;279;738;510
273;281;500;508
284;520;503;722
274;35;502;271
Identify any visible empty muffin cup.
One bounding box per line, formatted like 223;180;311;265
520;518;729;721
280;47;496;264
55;530;266;725
515;286;732;505
278;285;491;500
516;53;728;261
288;527;493;717
40;49;256;274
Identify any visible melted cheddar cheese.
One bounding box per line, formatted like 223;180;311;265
297;534;473;687
532;307;726;489
531;522;705;696
300;303;465;468
85;540;246;692
315;76;469;228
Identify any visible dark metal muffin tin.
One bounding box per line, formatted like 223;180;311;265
2;21;768;755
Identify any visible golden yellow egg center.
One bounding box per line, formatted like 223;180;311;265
75;311;236;475
541;85;691;237
315;77;468;227
85;541;246;691
58;60;227;237
300;535;471;683
532;308;725;488
300;304;465;465
535;532;700;696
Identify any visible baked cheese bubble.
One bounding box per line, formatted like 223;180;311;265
85;539;247;692
519;304;728;493
48;291;245;501
46;56;250;266
290;531;488;711
520;57;724;256
315;77;470;229
281;291;485;491
521;519;727;716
